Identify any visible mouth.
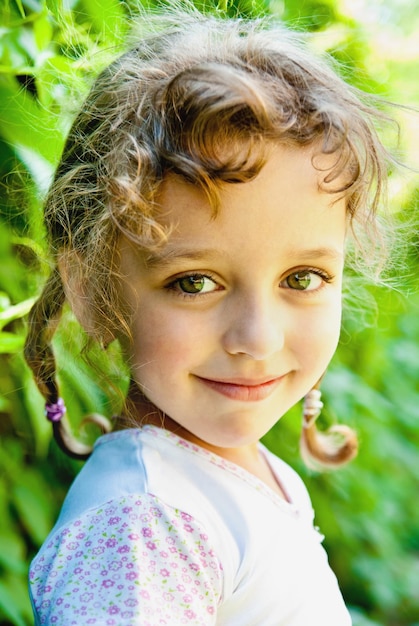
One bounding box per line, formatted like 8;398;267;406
195;375;284;402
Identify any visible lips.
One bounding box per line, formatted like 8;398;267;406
195;376;283;402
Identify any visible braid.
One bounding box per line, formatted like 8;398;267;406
24;266;64;404
24;267;111;460
300;379;358;470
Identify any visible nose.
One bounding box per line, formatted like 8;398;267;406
222;293;285;360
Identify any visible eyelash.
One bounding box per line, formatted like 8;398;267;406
282;267;334;293
165;272;220;299
165;267;334;299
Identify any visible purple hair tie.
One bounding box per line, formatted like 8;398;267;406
45;397;66;423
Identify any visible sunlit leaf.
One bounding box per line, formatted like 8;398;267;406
14;0;26;19
0;298;36;329
0;331;25;353
0;77;63;163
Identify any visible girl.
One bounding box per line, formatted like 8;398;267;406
26;9;394;625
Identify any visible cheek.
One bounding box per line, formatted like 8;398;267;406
292;298;342;359
311;302;342;358
129;308;203;374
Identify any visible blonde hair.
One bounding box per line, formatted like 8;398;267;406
25;10;394;464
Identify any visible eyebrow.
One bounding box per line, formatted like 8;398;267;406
144;248;227;268
144;246;344;268
290;247;345;262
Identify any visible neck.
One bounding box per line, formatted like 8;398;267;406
123;382;287;500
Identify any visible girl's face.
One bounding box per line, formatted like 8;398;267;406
118;144;347;459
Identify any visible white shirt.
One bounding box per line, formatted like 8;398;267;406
29;425;351;625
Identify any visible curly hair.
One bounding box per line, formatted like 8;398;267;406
24;10;394;464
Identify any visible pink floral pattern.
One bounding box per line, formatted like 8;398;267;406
30;493;222;625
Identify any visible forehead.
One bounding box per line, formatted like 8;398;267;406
155;143;346;220
141;143;347;267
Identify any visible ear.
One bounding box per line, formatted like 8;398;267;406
58;251;114;345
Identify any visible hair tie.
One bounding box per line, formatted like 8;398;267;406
303;388;323;429
45;397;66;422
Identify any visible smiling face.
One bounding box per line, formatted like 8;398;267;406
118;143;347;459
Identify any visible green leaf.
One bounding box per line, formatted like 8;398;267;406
0;292;11;311
0;532;26;574
0;394;11;411
34;12;53;51
79;0;127;44
0;298;36;329
14;0;26;19
0;331;25;353
0;577;31;626
12;479;56;546
0;75;63;164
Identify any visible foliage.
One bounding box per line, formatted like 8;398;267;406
0;0;418;625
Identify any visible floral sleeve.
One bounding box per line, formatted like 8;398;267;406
29;493;223;625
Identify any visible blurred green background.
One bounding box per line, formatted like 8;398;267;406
0;0;418;624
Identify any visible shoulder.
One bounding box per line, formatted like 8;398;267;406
46;427;245;581
32;491;222;568
54;426;211;526
56;426;255;531
30;492;223;625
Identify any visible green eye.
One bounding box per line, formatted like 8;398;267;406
285;272;323;291
176;274;217;294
